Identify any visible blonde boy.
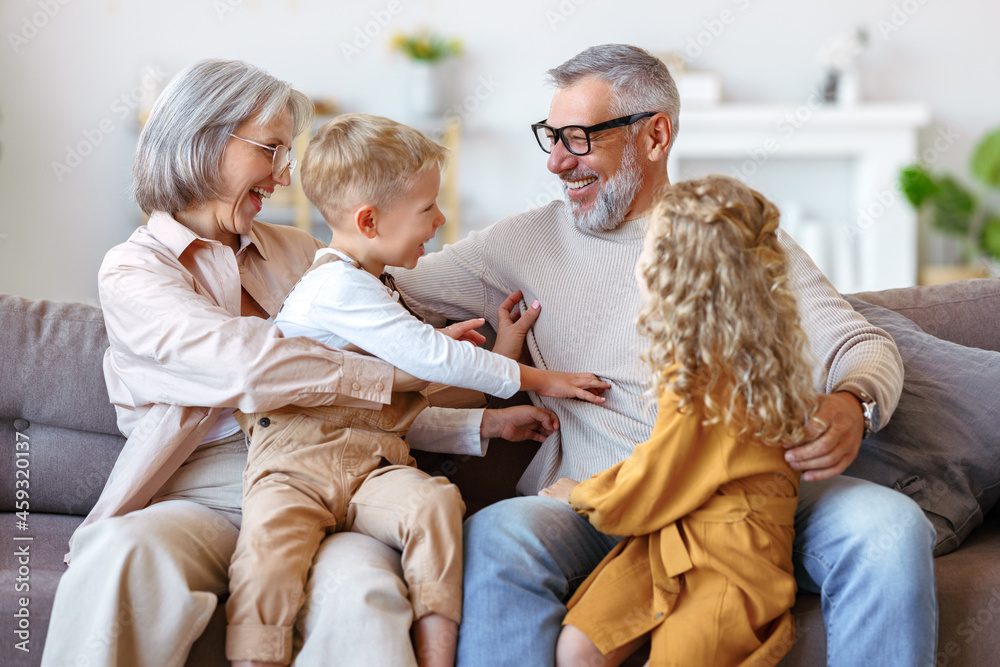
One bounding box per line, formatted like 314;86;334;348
225;114;608;667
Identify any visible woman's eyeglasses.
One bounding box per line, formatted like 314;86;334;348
229;134;296;178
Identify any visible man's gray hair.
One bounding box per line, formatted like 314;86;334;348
547;44;680;152
132;59;313;215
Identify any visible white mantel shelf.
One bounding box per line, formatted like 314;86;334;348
668;103;932;292
678;103;931;131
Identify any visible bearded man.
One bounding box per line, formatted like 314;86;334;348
395;43;936;667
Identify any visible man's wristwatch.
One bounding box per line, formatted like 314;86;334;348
850;392;880;440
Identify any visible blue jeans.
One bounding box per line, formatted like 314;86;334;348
456;477;938;667
792;475;938;666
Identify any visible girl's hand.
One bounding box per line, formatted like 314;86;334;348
438;318;487;345
538;478;579;505
493;290;540;361
520;366;610;405
481;405;560;443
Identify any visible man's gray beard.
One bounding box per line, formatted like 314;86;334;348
565;140;643;233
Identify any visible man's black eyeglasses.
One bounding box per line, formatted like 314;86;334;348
531;112;658;156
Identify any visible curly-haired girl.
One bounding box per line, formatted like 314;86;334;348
539;174;820;667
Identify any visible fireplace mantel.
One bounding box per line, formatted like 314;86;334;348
668;103;931;291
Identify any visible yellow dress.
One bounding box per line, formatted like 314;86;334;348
566;391;800;667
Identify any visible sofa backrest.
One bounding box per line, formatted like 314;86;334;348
0;294;124;517
852;278;1000;353
2;278;997;520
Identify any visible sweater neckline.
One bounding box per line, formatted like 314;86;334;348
575;215;649;242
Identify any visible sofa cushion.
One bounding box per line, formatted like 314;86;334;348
931;512;1000;665
844;296;1000;556
0;295;119;435
0;294;124;517
0;512;81;665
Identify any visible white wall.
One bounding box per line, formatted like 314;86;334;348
1;0;998;302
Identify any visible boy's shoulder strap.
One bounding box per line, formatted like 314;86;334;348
380;271;425;323
304;250;351;276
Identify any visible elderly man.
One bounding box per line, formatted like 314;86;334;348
396;44;936;666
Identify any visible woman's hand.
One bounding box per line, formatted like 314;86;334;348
393;367;430;392
538;478;579;505
519;366;610;405
493;290;540;362
481;405;560;443
438;318;487;345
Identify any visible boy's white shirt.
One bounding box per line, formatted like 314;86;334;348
276;247;521;399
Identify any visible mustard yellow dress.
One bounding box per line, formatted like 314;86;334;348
566;391;800;667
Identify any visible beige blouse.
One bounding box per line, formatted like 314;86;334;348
71;212;395;559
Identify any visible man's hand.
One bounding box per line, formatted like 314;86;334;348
481;405;559;443
493;290;540;362
438;318;487;345
538;477;579;505
784;391;865;482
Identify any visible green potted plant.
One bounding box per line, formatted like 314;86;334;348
900;126;1000;281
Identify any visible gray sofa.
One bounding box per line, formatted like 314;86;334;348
2;278;1000;666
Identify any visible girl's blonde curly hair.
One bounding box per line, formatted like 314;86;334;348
637;175;819;447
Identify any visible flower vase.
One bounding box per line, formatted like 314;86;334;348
406;62;443;119
836;68;860;106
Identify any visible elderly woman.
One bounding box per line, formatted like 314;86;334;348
40;59;553;667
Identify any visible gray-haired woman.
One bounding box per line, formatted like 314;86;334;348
40;59;553;667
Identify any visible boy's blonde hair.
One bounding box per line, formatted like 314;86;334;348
637;175;819;447
301;113;448;223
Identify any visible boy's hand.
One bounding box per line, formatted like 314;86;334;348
538;478;579;505
481;405;560;443
520;366;610;405
438;318;487;345
494;290;540;362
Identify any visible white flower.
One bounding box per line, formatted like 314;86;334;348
820;27;869;71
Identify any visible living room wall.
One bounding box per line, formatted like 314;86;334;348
1;0;997;302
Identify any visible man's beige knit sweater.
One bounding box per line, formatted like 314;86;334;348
396;201;903;495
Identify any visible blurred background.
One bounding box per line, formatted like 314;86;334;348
1;0;998;303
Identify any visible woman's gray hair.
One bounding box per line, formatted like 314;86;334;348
132;59;313;215
547;44;680;154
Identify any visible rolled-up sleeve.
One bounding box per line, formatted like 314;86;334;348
408;407;488;457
